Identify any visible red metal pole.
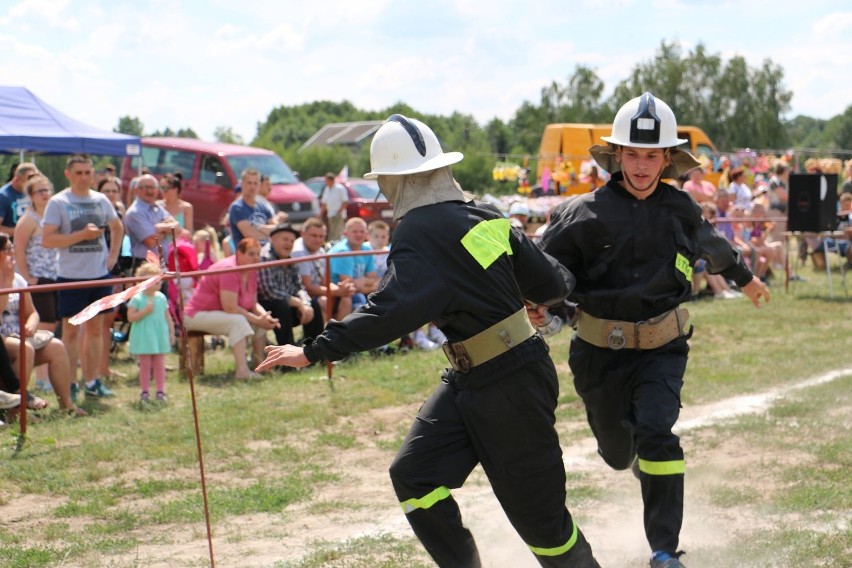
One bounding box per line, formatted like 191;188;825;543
170;229;216;567
17;291;29;436
324;255;334;389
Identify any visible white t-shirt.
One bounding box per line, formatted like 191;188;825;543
321;183;348;217
728;181;753;210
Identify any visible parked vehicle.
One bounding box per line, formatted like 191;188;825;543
536;123;720;193
120;137;320;229
304;177;396;229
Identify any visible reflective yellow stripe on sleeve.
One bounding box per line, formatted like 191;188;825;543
461;218;513;270
400;486;451;514
675;253;693;283
528;518;578;557
638;458;685;475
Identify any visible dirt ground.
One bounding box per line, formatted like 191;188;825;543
9;367;851;567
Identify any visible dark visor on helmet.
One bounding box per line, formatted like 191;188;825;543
388;114;427;157
629;93;661;144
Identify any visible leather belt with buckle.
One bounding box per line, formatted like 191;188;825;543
442;307;536;372
576;308;689;350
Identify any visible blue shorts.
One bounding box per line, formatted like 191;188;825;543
822;238;850;258
57;275;115;320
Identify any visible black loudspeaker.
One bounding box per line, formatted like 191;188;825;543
787;174;838;232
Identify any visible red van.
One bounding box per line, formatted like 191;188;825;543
120;137;320;229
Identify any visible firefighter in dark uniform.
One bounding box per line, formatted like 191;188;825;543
257;115;601;567
536;93;771;568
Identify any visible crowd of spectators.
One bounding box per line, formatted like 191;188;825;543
673;153;852;293
0;155;450;427
12;149;844;425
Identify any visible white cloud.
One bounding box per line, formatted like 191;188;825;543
812;11;852;37
2;0;79;30
0;0;849;145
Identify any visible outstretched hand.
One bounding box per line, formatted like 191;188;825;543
255;344;310;373
741;276;771;307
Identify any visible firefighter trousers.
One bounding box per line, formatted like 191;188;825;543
389;357;599;568
568;334;689;555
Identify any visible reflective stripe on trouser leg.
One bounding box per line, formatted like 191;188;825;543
455;358;599;567
398;488;480;568
569;336;688;555
528;521;599;568
637;458;685;476
528;519;577;557
640;462;684;555
390;382;482;568
400;486;451;514
631;342;688;555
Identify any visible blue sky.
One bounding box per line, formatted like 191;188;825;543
3;0;850;142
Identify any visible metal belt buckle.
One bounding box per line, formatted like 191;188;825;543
607;326;626;350
442;342;472;372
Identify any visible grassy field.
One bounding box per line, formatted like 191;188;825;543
0;262;850;567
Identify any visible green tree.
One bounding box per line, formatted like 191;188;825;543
536;65;609;124
610;41;792;151
114;116;144;136
485;118;513;157
784;115;828;149
149;126;199;138
214;126;244;145
281;144;355;182
830;105;852;151
177;127;199;139
253;100;368;151
509;100;551;155
508;65;609;156
750;60;792;149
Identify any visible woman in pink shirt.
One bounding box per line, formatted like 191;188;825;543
184;238;279;379
681;167;715;203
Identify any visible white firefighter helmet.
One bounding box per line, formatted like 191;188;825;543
601;92;687;148
364;114;463;179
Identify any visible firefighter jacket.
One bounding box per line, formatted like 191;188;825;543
303;200;574;375
541;173;753;322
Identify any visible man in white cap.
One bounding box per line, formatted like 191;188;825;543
258;114;601;567
508;200;531;230
538;93;770;568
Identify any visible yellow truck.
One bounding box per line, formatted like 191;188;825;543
536;123;719;194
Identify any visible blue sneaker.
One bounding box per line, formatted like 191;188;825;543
36;379;54;393
650;551;686;568
85;379;114;398
70;382;80;404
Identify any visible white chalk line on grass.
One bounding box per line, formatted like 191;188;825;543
561;366;852;472
675;366;852;432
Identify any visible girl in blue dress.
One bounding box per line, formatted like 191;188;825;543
127;263;174;402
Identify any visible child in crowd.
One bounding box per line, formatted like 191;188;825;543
367;220;390;278
167;228;199;305
193;226;221;270
367;220;446;350
126;263;174;403
366;220;397;355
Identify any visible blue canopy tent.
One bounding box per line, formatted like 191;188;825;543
0;86;140;157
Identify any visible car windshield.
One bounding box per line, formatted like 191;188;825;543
226;154;298;184
304;179;324;196
349;180;386;201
